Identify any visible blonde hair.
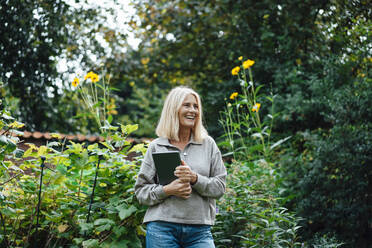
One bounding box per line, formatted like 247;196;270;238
156;86;208;142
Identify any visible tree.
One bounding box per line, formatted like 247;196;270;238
128;0;334;136
0;0;121;132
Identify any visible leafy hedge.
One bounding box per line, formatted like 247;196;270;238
0;112;147;247
278;74;372;247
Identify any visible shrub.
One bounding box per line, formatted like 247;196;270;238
1;77;148;247
215;58;303;247
214;160;302;248
278;79;372;247
0;119;147;247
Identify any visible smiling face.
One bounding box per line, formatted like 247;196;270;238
178;93;199;131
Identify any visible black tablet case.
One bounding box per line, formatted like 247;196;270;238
152;151;181;185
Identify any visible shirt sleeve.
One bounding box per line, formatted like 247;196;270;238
192;140;227;199
134;143;168;206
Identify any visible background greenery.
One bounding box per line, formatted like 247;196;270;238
1;0;371;247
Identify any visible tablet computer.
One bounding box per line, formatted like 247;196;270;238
152;151;181;185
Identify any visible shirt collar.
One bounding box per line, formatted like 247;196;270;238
157;133;202;147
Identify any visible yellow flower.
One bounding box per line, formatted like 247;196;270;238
238;56;243;61
231;66;240;76
84;71;93;80
252;103;261;112
84;71;99;83
129;81;135;87
243;59;255;69
141;58;150;65
263;14;270;19
91;73;99;83
72;77;80;87
229;92;238;100
108;109;118;115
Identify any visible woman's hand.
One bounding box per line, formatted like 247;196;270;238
163;179;192;199
174;160;198;184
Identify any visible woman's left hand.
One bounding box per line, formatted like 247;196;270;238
175;160;198;184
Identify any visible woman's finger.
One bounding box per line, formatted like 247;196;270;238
175;166;190;172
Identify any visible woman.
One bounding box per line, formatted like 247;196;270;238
135;86;227;248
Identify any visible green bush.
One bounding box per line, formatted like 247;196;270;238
306;233;344;248
0;112;147;247
214;160;302;248
278;79;372;247
214;59;306;248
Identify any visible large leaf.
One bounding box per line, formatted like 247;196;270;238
82;239;99;248
117;205;137;220
269;136;292;150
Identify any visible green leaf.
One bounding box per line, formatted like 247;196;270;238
270;136;292;150
96;223;112;232
112;226;127;237
79;223;94;233
94;218;115;226
82;239;99;248
47;141;61;147
100;141;114;150
0;135;8;146
251;133;263;139
107;114;113;124
118;205;137;220
5;140;17;153
13;148;24;158
120;124;138;135
129;143;147;155
102;240;129;248
1;113;14;120
87;143;98;150
254;85;264;95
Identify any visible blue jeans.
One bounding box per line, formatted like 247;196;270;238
146;221;215;248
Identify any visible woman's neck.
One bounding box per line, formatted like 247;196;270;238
178;128;191;143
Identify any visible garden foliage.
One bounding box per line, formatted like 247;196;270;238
214;59;303;247
1;0;370;247
0;110;147;247
278;68;372;247
0;0;126;132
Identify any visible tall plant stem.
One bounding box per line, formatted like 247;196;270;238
36;156;46;232
226;106;235;161
248;68;256;103
77;168;84;198
93;82;101;128
87;155;102;223
103;74;107;125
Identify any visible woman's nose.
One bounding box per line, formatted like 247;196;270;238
190;106;197;112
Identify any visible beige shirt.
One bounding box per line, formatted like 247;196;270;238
134;135;227;225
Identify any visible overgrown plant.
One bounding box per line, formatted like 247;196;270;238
214;160;303;248
215;58;300;247
0;124;146;247
72;70;118;135
0;71;148;247
220;58;290;162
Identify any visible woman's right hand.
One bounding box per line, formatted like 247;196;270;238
163;179;192;199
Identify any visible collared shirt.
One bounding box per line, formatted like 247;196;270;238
134;135;227;225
